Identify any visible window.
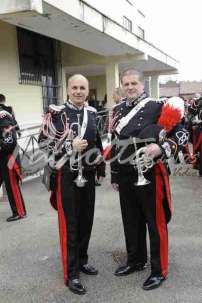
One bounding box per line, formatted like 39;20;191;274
123;16;132;32
17;27;56;86
17;27;61;110
137;26;145;39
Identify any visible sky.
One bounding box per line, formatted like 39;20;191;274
137;0;202;81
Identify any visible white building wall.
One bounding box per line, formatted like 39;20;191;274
44;0;82;19
44;0;147;39
0;21;43;127
84;0;146;37
0;0;30;14
0;0;43;14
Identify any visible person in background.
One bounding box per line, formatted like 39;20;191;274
0;110;26;222
188;94;202;175
0;94;21;137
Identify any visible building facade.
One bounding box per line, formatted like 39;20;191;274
0;0;178;126
160;81;202;99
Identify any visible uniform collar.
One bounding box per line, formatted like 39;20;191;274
125;92;148;107
65;100;84;111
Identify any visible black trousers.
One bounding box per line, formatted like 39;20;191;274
119;167;147;266
0;161;26;217
118;164;169;277
55;168;96;283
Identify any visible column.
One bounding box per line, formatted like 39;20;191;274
150;75;159;99
143;76;151;96
61;67;67;104
105;62;119;108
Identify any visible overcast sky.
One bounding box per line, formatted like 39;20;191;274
137;0;202;81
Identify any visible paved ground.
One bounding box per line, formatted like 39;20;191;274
0;164;202;303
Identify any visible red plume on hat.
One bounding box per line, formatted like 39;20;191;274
158;97;184;132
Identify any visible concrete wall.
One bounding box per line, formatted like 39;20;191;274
0;21;43;127
84;0;146;37
0;0;43;14
44;0;146;39
88;75;106;101
44;0;81;19
61;43;104;67
62;43;106;101
0;0;30;14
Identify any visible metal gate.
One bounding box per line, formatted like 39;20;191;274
42;75;60;111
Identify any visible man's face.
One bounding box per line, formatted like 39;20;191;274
121;74;144;101
67;77;89;106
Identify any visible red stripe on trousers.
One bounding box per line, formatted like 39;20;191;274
8;167;25;217
56;170;68;283
155;165;169;278
193;132;202;153
183;144;192;161
8;155;22;180
157;162;173;217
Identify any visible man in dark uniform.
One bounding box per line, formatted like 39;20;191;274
0;110;26;221
188;95;202;175
0;94;21;137
110;69;188;290
39;74;105;295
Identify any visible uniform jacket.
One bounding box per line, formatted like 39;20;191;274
0;103;20;133
39;101;105;176
110;93;189;183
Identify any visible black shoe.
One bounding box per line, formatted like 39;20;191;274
68;279;86;295
80;264;98;275
95;180;101;186
6;214;27;222
142;275;166;290
114;263;146;276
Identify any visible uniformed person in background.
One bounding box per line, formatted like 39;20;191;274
39;74;105;295
110;69;188;290
188;94;202;175
0;94;21;137
0;110;26;222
